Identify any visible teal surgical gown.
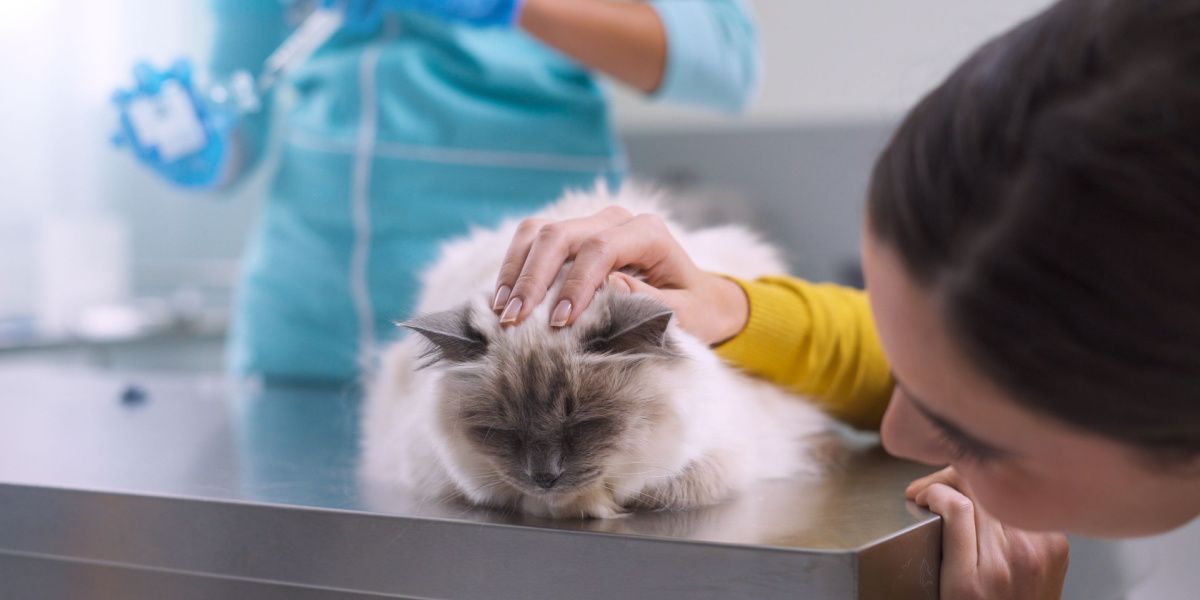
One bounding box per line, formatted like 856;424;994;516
210;0;760;382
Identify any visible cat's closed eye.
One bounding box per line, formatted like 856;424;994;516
566;418;617;447
468;426;521;449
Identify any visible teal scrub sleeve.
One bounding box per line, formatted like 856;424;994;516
649;0;761;114
208;0;289;185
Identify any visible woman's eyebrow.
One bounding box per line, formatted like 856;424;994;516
898;383;1017;459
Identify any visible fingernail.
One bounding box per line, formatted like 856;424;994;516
493;285;512;311
499;297;523;324
550;299;572;327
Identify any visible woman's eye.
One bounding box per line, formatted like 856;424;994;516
937;431;998;465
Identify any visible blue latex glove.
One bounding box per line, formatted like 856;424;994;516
111;59;236;189
323;0;525;29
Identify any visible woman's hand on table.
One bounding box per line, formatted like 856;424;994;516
491;206;749;345
908;467;1070;599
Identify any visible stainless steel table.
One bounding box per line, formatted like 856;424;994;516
0;365;940;599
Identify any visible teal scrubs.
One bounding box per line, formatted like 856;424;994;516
210;0;760;382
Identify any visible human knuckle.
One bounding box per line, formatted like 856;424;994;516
1009;542;1043;575
580;236;612;258
601;205;633;220
935;492;973;519
516;218;547;236
634;212;667;231
941;467;964;486
951;497;975;517
535;223;565;244
560;274;593;294
513;273;541;291
1048;534;1070;558
496;267;519;284
499;254;525;271
1035;537;1071;573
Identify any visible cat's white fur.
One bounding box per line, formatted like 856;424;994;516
362;184;833;518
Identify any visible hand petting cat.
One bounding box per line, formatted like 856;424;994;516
492;203;1072;597
492;206;751;345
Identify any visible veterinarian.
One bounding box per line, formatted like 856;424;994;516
491;0;1200;597
115;0;759;381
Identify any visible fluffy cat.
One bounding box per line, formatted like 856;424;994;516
361;184;835;519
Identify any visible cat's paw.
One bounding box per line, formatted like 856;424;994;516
520;495;555;518
564;500;627;520
551;489;627;520
522;488;627;519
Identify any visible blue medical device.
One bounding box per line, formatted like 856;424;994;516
111;7;346;187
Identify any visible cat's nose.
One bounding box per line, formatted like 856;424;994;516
532;472;561;489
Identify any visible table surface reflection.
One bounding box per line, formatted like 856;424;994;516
0;364;941;599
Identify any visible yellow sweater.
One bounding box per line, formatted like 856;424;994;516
714;277;894;430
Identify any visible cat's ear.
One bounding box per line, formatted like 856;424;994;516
401;305;489;366
584;295;679;357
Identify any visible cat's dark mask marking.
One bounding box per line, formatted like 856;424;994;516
584;294;680;358
415;292;685;495
401;305;488;366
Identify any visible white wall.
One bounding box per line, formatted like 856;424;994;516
0;1;216;318
0;0;1065;319
613;0;1057;130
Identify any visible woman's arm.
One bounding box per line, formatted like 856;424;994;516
209;0;289;185
491;207;893;429
518;0;666;94
714;277;894;430
519;0;761;112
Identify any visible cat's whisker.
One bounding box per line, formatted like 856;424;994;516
602;463;680;478
605;463;675;472
616;473;677;480
599;479;660;508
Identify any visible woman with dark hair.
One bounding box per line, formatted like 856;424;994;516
489;0;1200;596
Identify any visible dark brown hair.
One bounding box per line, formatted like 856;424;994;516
867;0;1200;458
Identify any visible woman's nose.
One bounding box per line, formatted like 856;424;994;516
881;390;950;466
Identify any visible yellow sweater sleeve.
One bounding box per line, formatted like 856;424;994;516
714;277;894;430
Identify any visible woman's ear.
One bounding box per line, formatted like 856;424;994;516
401;305;489;365
583;294;679;357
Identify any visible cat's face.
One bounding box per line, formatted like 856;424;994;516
405;290;682;499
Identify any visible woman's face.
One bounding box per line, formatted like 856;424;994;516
861;229;1200;537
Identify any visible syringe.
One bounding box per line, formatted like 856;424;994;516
257;6;347;93
111;4;349;171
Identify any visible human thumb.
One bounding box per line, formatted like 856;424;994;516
607;272;665;301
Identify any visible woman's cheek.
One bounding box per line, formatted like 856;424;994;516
959;463;1055;528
